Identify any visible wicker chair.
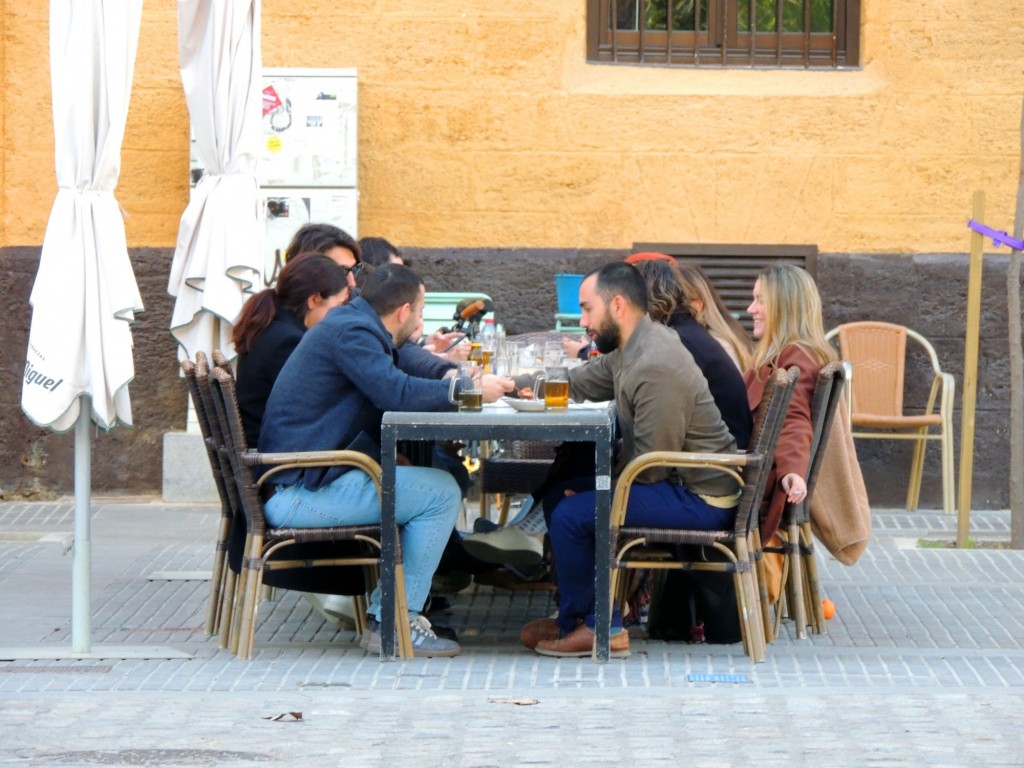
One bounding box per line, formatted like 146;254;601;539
825;322;955;512
480;440;557;524
608;367;798;663
767;361;847;639
180;352;239;639
208;366;414;660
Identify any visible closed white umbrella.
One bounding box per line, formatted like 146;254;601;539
13;0;185;660
168;0;264;363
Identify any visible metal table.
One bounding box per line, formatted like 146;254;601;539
380;404;614;661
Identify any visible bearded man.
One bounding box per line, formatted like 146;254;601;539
522;261;740;658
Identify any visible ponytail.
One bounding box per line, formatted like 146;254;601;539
232;289;278;356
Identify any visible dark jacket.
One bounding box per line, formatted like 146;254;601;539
259;296;457;490
398;339;456;379
235;308;306;448
231;308;366;595
668;311;753;450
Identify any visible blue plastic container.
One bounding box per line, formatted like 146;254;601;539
555;273;583;315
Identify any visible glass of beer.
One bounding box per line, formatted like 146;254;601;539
455;361;483;411
537;366;570;410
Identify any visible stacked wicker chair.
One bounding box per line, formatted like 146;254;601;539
180;352;241;642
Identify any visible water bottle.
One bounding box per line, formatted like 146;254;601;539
480;318;496;372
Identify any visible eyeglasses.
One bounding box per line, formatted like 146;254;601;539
340;262;364;280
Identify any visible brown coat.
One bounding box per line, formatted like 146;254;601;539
809;407;872;565
744;344;819;540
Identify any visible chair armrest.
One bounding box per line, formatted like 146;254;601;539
924;371;956;417
616;450;752;490
243;450;383;490
611;451;758;526
937;371;956;417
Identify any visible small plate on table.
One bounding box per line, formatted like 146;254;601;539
500;397;546;413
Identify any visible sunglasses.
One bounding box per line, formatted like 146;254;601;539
340;262;364;280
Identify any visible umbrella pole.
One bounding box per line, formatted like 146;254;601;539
72;395;92;653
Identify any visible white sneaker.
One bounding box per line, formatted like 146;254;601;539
461;527;544;568
302;593;357;630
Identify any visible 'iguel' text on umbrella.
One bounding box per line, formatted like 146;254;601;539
24;361;63;392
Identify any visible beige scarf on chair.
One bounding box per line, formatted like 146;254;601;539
809;411;872;566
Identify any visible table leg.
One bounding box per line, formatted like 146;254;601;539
379;423;398;661
593;435;612;662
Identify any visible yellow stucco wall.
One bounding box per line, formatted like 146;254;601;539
3;0;1022;253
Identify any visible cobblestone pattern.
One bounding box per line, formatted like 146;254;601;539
2;502;1023;765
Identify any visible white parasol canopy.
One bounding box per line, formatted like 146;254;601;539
11;0;190;660
168;0;264;363
24;0;144;436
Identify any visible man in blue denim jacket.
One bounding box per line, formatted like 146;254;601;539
260;264;513;656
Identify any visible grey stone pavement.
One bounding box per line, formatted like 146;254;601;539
1;498;1023;767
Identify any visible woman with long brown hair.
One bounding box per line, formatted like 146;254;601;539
233;252;349;446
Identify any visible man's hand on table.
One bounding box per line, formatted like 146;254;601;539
483;374;515;403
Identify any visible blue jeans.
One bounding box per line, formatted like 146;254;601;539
265;466;461;620
548;480;736;636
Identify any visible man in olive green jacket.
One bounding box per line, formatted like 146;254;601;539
525;261;739;658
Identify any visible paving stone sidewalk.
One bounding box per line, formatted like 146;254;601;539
1;499;1022;766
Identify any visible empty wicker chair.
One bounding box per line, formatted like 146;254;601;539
209;366;414;660
826;322;955;512
608;367;798;663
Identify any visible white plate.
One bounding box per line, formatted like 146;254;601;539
500;397;546;412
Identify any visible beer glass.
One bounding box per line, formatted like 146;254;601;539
535;365;569;410
451;361;483;411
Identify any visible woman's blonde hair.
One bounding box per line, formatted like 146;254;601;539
750;264;836;372
675;265;754;371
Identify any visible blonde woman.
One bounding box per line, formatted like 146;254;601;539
675;264;753;371
744;265;837;540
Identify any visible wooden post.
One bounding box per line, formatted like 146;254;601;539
958;192;986;547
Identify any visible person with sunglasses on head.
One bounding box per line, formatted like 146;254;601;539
284;222;364;298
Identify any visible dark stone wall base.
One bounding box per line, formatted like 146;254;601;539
1;246;1018;510
1;247;185;498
